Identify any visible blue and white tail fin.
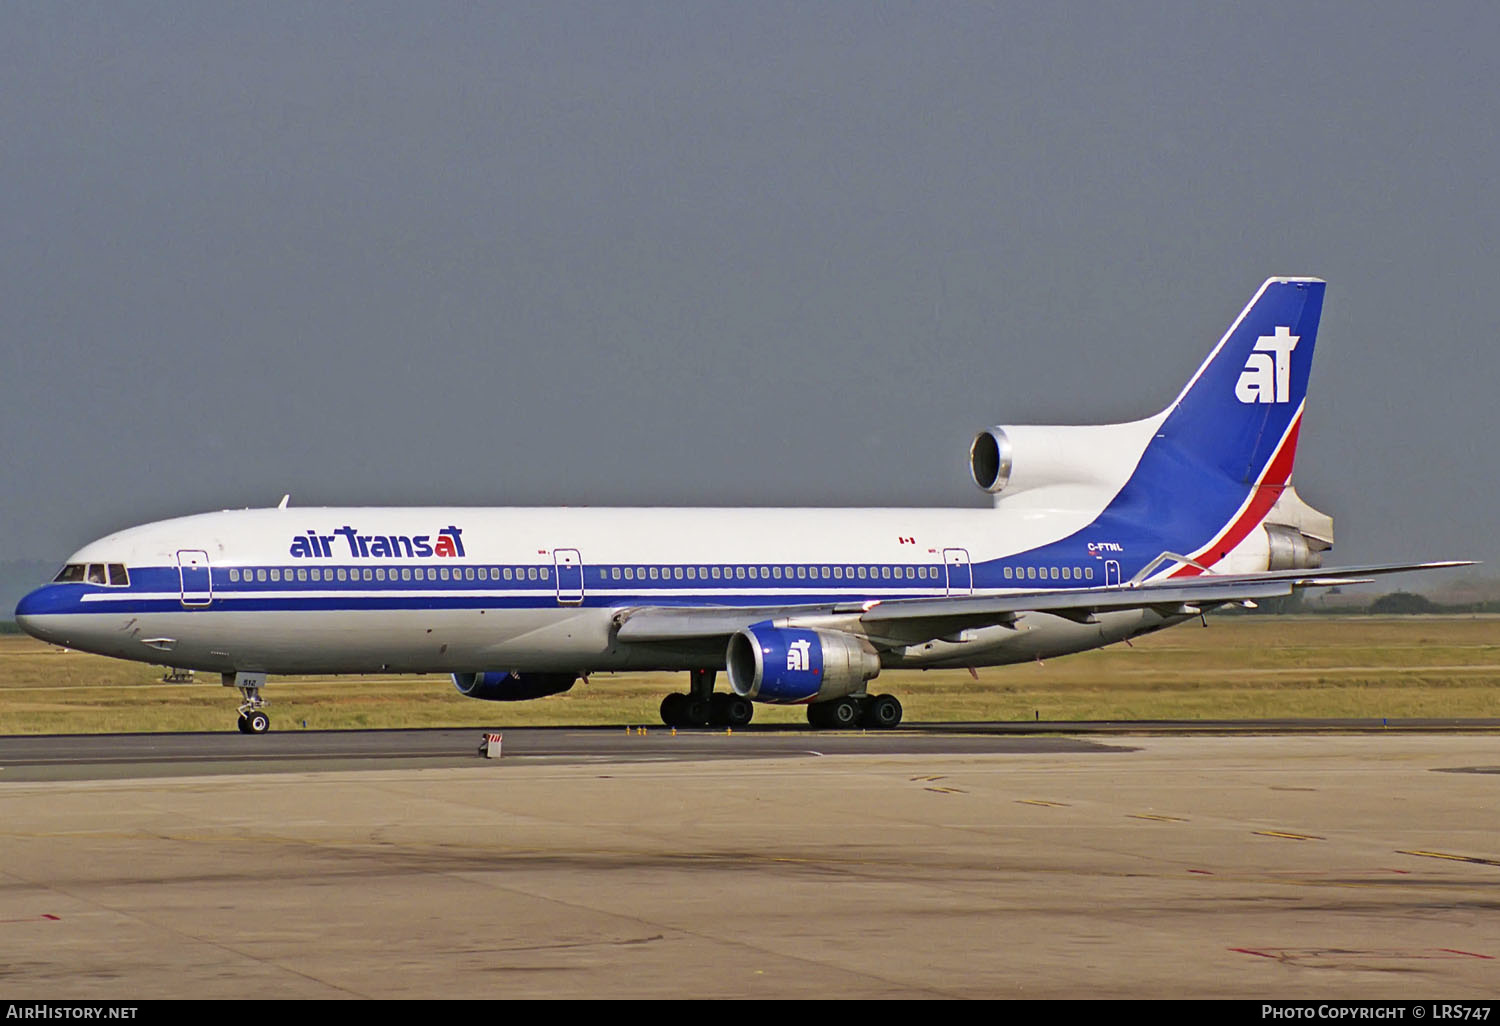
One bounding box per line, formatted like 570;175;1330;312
1104;277;1327;573
1158;277;1325;485
977;278;1328;575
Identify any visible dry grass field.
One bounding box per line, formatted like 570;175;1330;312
0;615;1496;734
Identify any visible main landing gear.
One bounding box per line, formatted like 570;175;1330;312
806;693;903;730
225;671;271;734
656;672;904;730
659;669;754;728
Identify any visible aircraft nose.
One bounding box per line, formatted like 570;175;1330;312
14;585;67;643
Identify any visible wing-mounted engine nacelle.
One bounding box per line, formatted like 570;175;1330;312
452;670;577;702
726;625;881;704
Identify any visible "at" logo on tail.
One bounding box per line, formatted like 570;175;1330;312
1235;326;1299;404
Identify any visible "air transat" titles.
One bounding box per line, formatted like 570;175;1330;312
288;526;466;559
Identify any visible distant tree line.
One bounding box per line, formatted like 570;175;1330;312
1216;591;1500;616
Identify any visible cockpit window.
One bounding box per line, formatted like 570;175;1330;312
52;563;129;586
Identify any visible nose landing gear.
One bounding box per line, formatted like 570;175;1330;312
237;709;270;734
225;671;270;734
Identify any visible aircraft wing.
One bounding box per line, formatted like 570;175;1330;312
612;561;1473;648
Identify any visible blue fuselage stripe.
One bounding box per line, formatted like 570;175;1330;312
19;557;1111;617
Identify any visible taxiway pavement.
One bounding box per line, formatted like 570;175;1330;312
1;728;1497;998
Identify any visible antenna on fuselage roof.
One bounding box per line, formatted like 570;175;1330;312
277;494;290;510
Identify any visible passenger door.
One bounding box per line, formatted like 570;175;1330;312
177;550;212;607
943;548;973;596
553;548;584;605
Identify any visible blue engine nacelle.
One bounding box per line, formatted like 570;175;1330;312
725;625;881;704
452;671;577;702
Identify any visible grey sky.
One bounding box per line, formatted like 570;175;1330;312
2;3;1496;582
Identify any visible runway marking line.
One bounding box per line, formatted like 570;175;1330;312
1017;800;1069;808
924;786;966;795
1253;830;1325;841
1130;814;1188;822
1231;947;1493;961
1398;849;1500;868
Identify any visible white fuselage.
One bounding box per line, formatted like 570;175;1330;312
17;503;1194;677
